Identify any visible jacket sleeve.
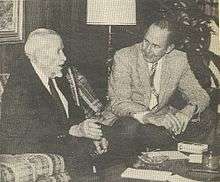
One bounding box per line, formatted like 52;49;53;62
178;60;210;112
108;50;146;116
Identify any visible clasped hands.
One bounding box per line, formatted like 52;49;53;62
69;118;108;154
133;107;195;135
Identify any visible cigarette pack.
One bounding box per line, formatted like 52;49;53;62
177;141;208;154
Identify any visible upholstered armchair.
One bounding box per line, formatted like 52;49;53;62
0;73;10;119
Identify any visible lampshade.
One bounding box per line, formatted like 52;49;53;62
87;0;136;25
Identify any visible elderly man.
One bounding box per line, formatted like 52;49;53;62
0;28;108;173
108;19;212;149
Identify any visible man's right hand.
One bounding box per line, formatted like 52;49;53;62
132;111;150;124
142;112;182;135
93;137;108;155
69;118;103;140
163;112;182;135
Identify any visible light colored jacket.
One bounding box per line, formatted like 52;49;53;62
108;43;210;118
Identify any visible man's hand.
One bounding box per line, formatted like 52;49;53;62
133;111;150;124
93;138;108;155
163;111;193;135
163;112;182;135
69;118;103;140
175;112;191;132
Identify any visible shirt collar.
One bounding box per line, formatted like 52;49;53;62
147;56;164;68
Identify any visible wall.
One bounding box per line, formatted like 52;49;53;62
1;0;217;101
0;0;166;101
0;0;63;73
56;0;159;101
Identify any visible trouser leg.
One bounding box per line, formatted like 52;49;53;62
138;124;177;150
102;117;142;158
62;137;96;175
110;117;178;150
96;108;214;169
176;107;216;143
94;117;178;171
93;117;141;169
102;117;177;158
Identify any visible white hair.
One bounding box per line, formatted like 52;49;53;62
24;28;60;59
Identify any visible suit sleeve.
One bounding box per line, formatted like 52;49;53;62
108;51;146;116
178;60;210;112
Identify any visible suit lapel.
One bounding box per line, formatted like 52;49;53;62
56;76;75;112
56;76;85;122
158;54;172;107
24;60;67;119
31;71;59;114
136;44;151;106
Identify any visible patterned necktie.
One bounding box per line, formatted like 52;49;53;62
48;79;66;117
149;62;159;110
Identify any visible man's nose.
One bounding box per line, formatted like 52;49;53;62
60;51;66;62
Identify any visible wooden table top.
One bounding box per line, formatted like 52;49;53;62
71;157;220;182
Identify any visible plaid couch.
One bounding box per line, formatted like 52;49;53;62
0;153;71;182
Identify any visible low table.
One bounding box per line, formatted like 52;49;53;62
122;157;220;182
70;155;220;182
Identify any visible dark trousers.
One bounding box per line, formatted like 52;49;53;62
102;117;177;154
64;108;214;175
104;108;214;153
62;120;172;174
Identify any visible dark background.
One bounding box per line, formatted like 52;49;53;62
0;0;218;101
0;0;163;101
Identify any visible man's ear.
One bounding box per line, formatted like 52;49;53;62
166;44;175;54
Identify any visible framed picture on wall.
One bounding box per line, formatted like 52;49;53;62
0;0;24;44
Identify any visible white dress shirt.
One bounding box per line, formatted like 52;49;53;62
31;62;69;118
133;58;164;123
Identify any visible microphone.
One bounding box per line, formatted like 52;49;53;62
66;66;104;117
66;67;80;106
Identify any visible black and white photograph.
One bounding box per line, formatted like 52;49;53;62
0;0;219;181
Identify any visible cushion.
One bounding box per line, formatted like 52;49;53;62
0;153;69;182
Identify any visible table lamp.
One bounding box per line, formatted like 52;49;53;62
87;0;136;73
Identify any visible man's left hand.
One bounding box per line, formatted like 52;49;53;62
163;111;191;135
93;138;109;155
175;104;197;133
175;111;191;133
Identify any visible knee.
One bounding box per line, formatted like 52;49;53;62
116;117;140;139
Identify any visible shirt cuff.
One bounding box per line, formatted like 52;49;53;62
188;103;200;119
180;103;199;120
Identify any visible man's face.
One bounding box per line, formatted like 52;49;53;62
142;24;171;63
35;35;66;78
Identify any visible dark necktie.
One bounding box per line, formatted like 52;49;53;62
149;62;159;110
48;79;66;117
209;67;219;88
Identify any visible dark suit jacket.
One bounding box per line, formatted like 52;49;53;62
0;57;84;154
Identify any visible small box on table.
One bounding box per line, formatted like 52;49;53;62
178;141;208;154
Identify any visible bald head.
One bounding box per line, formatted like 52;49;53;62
24;28;61;59
24;28;66;78
142;20;176;63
